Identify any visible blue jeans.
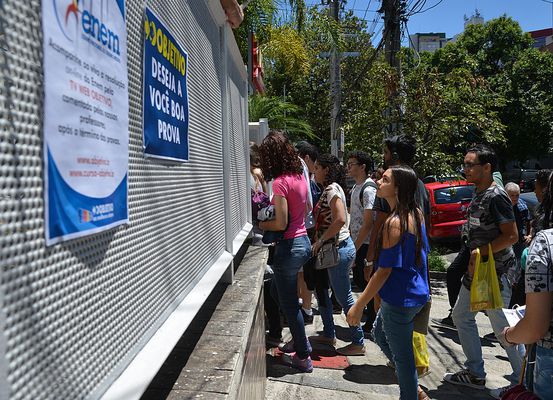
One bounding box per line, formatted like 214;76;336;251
317;237;364;345
452;274;525;380
374;301;423;400
533;345;553;400
271;235;312;358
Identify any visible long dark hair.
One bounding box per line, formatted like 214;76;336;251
375;165;424;265
317;153;346;188
259;130;302;180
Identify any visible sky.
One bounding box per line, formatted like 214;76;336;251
300;0;553;46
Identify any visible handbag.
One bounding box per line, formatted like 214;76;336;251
501;344;539;400
315;241;340;270
251;189;270;222
313;183;347;270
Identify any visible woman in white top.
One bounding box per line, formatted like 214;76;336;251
309;154;364;356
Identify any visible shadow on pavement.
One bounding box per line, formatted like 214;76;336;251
427;382;491;400
342;364;397;385
266;354;307;378
334;325;355;342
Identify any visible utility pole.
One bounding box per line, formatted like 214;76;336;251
329;0;342;158
382;0;403;136
383;0;402;72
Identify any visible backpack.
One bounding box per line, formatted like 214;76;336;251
358;180;377;208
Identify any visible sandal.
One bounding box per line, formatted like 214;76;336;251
418;386;430;400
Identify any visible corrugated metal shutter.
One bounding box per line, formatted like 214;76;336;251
0;1;248;399
227;56;249;241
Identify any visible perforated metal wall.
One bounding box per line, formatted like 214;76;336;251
0;1;249;399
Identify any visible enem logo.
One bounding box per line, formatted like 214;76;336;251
53;0;121;56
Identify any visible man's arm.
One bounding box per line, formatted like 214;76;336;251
354;209;374;250
365;211;388;281
468;221;518;276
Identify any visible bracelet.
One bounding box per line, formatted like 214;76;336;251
504;328;515;345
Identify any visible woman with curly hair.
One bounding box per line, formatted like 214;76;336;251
258;130;313;372
309;154;365;356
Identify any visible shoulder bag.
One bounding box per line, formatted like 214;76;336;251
314;183;347;270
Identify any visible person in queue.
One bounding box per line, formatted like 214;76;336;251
258;130;313;372
498;174;553;400
347;165;430;400
309;154;365;356
442;145;524;399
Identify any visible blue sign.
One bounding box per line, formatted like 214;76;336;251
143;8;189;162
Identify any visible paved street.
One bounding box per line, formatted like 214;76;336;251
266;277;513;399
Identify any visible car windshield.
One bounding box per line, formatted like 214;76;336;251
434;186;475;204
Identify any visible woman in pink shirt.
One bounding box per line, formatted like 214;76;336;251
259;131;313;372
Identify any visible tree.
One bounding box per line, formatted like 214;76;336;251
496;48;553;162
429;16;552;166
248;95;314;140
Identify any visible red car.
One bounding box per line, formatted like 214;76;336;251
425;180;475;241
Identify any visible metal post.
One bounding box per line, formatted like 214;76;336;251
247;30;254;95
329;0;342;158
382;0;403;137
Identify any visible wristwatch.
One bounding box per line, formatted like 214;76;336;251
364;260;374;268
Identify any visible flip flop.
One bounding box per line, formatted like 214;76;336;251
418;387;430;400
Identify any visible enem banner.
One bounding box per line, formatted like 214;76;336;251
42;0;129;245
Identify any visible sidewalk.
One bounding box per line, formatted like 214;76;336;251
266;278;513;400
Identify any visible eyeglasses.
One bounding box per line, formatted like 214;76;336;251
463;162;485;169
347;162;360;168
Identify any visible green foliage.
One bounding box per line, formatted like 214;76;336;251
428;249;447;272
248;95;314;141
237;6;553;169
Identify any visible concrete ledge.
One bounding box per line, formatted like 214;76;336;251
153;245;268;399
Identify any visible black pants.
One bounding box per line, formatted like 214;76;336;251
265;277;282;338
352;243;376;329
446;242;470;309
353;243;369;290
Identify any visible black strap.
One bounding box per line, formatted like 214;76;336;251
358;180;377;208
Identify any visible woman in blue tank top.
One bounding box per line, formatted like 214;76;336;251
347;165;430;400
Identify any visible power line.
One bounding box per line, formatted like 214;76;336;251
413;0;444;15
362;0;374;20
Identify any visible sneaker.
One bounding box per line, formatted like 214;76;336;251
308;335;337;346
301;308;314;325
417;386;430;400
278;339;312;354
266;334;283;348
443;369;486;390
336;343;366;356
489;384;516;399
281;352;313;373
432;313;455;329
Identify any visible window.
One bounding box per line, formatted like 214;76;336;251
434;186;475;204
